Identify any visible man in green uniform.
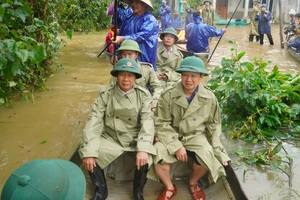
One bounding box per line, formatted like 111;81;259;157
249;0;261;42
202;0;215;26
79;58;156;200
156;27;183;89
150;57;231;200
111;40;163;111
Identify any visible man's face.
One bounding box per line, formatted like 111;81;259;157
205;2;210;7
181;72;202;92
117;71;136;92
162;34;176;46
120;50;139;60
131;0;146;16
261;7;266;12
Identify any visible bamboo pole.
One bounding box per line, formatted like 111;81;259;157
243;0;249;22
279;0;284;49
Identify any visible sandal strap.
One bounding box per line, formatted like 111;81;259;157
189;184;206;200
157;184;177;200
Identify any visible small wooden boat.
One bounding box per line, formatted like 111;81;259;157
70;146;248;200
288;47;300;63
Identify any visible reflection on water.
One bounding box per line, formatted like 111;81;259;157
0;25;299;199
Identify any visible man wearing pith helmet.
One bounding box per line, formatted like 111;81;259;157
202;0;215;26
79;58;156;200
156;27;183;89
111;40;163;112
149;56;231;200
112;0;159;71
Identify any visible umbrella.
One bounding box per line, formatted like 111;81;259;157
106;2;114;16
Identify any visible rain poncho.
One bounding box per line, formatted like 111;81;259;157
119;12;159;71
185;11;193;27
159;1;173;31
111;3;133;29
185;15;223;53
255;10;272;34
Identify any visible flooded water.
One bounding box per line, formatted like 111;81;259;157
0;25;299;199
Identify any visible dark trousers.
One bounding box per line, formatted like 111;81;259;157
260;34;274;45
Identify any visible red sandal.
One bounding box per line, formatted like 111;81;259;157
157;184;177;200
189;184;206;200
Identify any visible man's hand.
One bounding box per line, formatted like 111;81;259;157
176;147;188;162
112;36;125;45
222;28;227;33
161;72;168;81
136;152;148;170
82;157;96;172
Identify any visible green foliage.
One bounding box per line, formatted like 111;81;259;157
0;0;60;104
0;0;110;104
54;0;110;31
186;0;201;10
208;46;300;142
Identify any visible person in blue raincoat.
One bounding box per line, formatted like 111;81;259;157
185;10;225;53
159;1;173;31
185;6;193;28
112;0;159;71
111;1;133;30
255;4;274;45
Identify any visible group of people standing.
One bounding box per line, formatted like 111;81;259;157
249;1;274;45
81;0;230;200
286;9;300;51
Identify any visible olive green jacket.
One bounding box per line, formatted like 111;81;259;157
79;84;156;169
202;6;215;26
156;43;183;89
150;83;230;183
250;4;261;35
110;61;163;108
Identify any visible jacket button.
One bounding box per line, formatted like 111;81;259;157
193;118;196;121
85;141;88;144
140;137;143;140
128;118;131;121
172;136;175;139
116;116;119;119
193;132;196;135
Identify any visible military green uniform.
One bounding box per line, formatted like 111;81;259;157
110;61;163;108
156;42;183;89
79;84;156;175
202;5;215;26
250;2;261;41
148;83;230;183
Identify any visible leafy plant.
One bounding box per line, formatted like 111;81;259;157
208;44;300;142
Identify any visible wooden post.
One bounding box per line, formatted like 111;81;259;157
243;0;249;22
279;0;284;49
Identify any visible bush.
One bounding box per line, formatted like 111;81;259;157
208;45;300;143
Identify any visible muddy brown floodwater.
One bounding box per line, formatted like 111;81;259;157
0;24;299;199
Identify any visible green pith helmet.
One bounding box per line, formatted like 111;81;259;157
1;159;86;200
204;0;212;4
110;58;142;79
160;27;179;42
176;56;209;76
117;40;143;56
253;0;261;2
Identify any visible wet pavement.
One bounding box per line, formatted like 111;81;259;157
0;25;299;199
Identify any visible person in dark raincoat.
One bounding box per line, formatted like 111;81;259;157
185;11;225;53
185;6;193;28
112;0;159;71
159;1;173;31
255;4;274;45
149;56;231;200
79;58;156;200
111;1;133;30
